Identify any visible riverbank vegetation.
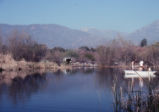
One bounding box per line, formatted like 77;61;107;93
0;31;159;71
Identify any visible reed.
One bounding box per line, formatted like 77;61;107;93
112;72;159;112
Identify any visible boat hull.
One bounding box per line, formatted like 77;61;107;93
124;70;156;78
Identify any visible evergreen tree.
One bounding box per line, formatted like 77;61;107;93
140;38;147;47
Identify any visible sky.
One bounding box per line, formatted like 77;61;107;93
0;0;159;32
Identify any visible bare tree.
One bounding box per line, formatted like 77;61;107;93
7;31;47;62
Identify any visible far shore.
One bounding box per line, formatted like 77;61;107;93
0;54;99;72
1;54;158;72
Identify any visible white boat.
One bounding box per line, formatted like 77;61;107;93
124;70;156;78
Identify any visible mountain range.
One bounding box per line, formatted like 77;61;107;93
128;20;159;44
0;20;159;48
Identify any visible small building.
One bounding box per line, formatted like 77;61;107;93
63;57;72;64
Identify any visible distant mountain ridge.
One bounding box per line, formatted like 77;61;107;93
0;24;115;48
0;20;159;48
128;20;159;44
81;28;124;40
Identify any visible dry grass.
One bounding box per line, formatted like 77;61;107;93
0;54;63;71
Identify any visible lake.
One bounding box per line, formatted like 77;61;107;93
0;68;158;112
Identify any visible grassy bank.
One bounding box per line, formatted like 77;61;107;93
0;54;73;72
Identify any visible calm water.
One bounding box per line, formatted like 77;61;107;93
0;68;158;112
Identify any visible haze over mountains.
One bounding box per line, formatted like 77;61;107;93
0;20;159;48
0;24;110;48
128;20;159;44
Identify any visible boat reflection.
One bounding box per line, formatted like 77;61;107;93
112;70;159;112
0;68;158;112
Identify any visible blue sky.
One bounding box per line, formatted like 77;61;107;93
0;0;159;32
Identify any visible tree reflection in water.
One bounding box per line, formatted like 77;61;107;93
0;73;47;104
95;68;126;90
0;68;159;111
0;68;94;105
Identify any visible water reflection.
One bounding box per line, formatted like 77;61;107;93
95;68;124;89
112;71;159;112
0;73;47;104
0;68;158;111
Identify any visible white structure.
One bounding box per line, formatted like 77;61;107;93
124;70;156;78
